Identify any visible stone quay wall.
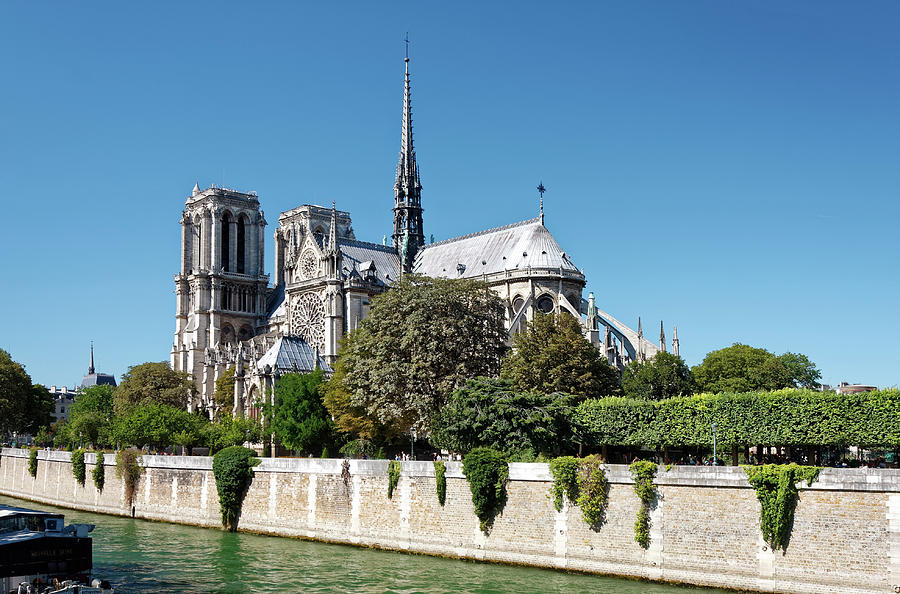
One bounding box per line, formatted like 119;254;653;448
2;448;899;593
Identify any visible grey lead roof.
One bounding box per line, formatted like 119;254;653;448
256;336;332;374
340;239;401;284
413;217;581;279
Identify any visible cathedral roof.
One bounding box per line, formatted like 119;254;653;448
80;373;117;388
339;239;401;284
256;336;332;374
413;218;581;279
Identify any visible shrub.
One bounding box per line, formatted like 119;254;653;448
743;463;820;551
28;447;38;478
92;452;105;492
387;460;401;499
71;449;87;486
434;460;446;506
115;449;142;506
462;447;509;533
212;446;259;531
630;460;658;549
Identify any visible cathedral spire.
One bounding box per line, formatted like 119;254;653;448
659;320;666;353
672;324;680;357
88;341;95;375
537;182;546;225
328;201;338;254
393;35;425;272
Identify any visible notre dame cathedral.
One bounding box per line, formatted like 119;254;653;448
171;54;671;418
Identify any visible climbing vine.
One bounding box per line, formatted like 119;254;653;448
92;452;105;492
116;449;142;506
28;447;38;478
71;449;87;486
549;456;609;528
387;460;401;499
630;460;658;549
549;456;579;512
434;460;447;506
743;463;821;551
212;446;260;531
462;447;509;533
575;455;609;527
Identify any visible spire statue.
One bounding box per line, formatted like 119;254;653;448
672;324;680;357
659;320;666;353
88;341;95;375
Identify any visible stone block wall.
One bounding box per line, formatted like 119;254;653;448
2;448;899;593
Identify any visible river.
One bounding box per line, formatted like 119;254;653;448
0;495;726;593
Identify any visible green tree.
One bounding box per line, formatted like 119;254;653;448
114;362;195;416
327;275;507;435
213;367;235;419
323;358;400;444
502;313;620;399
622;351;696;400
111;403;205;450
23;384;54;434
0;348;34;435
202;415;264;453
692;344;792;394
430;377;578;456
777;352;822;389
267;371;334;455
67;385;115;447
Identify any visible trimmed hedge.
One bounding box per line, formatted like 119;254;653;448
212;446;259;531
577;388;900;448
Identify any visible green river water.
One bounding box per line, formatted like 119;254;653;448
0;495;726;593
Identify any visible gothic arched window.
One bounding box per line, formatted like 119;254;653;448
237;216;246;274
221;212;232;272
537;295;555;314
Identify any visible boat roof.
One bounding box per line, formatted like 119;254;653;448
0;503;62;520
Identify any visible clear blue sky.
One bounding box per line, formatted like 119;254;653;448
1;1;897;389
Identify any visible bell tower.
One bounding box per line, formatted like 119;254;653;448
171;183;269;410
392;40;425;272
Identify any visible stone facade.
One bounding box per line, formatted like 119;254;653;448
169;54;672;418
2;448;899;593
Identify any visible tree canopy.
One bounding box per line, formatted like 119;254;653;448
0;348;35;435
430;377;578;457
622;351;696;400
691;344;822;394
114;362;195;416
267;371;334;455
327;275;507;435
501;312;620;399
66;384;115;446
213;367;235;419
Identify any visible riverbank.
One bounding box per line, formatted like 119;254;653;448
2;448;898;593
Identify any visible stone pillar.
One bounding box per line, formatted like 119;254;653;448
204;207;214;271
210;207;220;274
258;219;266;279
180;215;191;275
273;230;283;287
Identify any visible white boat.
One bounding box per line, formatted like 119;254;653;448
0;504;112;594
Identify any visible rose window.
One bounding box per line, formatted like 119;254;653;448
290;292;325;349
299;249;319;280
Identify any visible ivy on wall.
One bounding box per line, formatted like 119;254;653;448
743;463;820;551
71;449;87;486
92;451;105;492
212;446;260;531
629;460;658;549
115;449;142;507
28;447;38;478
549;456;609;528
462;448;509;533
387;460;401;499
434;460;446;506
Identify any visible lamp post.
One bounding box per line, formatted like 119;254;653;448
410;427;417;461
711;423;717;466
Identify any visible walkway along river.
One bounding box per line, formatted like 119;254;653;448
0;494;723;593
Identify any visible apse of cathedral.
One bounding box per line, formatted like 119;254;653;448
171;53;671;418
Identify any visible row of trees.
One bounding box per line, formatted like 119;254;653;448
0;348;54;438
